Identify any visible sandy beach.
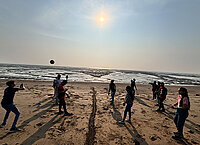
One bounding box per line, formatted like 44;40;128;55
0;79;199;145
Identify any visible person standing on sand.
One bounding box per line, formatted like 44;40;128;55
156;82;167;112
119;86;134;124
53;74;62;104
131;78;137;95
0;81;25;133
155;81;161;106
58;80;73;116
150;81;158;100
108;80;116;105
172;87;190;140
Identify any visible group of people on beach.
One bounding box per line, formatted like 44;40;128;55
150;81;168;112
108;79;190;140
0;76;190;140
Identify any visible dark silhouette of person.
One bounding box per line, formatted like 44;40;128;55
156;82;167;112
0;81;25;132
131;78;137;95
108;80;116;105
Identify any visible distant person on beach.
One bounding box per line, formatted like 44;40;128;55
108;80;116;105
156;82;167;112
0;81;25;133
119;86;134;124
58;80;73;116
131;78;137;95
172;87;190;140
53;74;69;104
155;81;161;106
150;81;158;100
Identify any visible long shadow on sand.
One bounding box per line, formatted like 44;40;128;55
19;103;55;129
164;103;200;131
136;97;200;135
111;105;148;145
0;100;55;140
21;114;64;145
163;110;200;135
33;97;53;107
135;96;152;108
33;100;54;113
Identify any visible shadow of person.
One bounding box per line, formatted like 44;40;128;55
111;104;122;122
21;114;64;145
111;105;148;145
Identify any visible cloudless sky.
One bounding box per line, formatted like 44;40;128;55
0;0;200;73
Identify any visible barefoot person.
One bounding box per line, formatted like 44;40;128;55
0;81;25;132
172;87;190;139
58;80;73;116
119;86;134;124
108;80;116;105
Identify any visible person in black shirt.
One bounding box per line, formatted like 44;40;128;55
108;80;116;105
0;81;24;133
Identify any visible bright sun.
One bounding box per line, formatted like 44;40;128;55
99;17;104;22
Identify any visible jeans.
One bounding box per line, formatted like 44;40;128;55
59;98;67;113
174;109;188;135
123;104;133;121
2;104;20;128
158;97;165;110
111;91;115;104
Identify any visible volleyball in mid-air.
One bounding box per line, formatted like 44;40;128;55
50;59;55;64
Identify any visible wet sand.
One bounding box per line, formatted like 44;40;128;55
0;79;199;145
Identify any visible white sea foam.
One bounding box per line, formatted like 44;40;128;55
0;63;200;85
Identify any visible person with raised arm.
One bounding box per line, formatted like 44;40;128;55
0;81;25;133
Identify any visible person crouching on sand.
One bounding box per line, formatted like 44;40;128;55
58;80;73;116
119;86;134;124
108;80;116;105
172;87;190;139
0;81;25;133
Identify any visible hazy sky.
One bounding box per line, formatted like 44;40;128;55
0;0;200;73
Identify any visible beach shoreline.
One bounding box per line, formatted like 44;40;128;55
0;79;199;145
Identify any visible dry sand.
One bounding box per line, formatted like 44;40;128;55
0;79;199;145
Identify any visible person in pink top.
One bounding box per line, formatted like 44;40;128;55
172;87;190;139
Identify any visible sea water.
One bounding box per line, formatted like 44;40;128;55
0;63;200;85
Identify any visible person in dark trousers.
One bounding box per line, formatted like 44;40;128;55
58;80;73;116
119;86;134;124
150;81;158;100
156;82;167;112
108;80;116;105
0;81;25;133
131;78;137;95
172;87;190;139
155;81;161;106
